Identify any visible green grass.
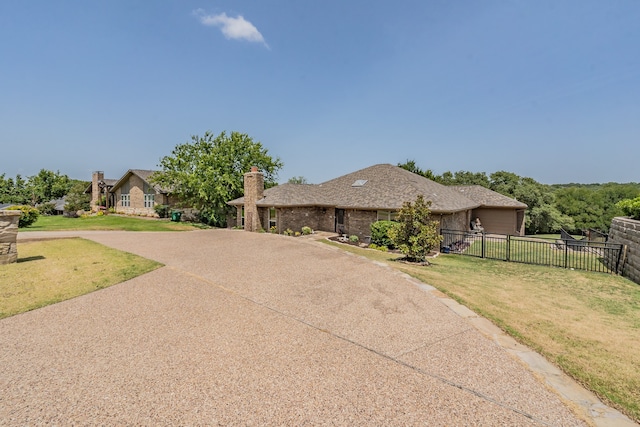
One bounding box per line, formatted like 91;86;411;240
0;238;162;319
322;240;640;423
24;214;201;232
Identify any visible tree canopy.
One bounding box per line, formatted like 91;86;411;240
152;131;283;226
0;169;77;206
398;160;639;234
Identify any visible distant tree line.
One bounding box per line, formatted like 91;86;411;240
399;160;640;235
0;169;89;213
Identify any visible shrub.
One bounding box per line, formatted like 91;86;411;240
617;197;640;220
270;226;277;234
370;220;396;248
349;235;359;243
38;202;57;216
387;195;443;262
6;205;40;228
368;243;378;250
283;228;293;236
377;245;389;252
301;226;313;235
154;204;170;218
294;231;301;237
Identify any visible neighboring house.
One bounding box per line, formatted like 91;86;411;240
228;164;527;239
88;170;178;216
0;203;16;210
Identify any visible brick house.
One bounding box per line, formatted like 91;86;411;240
89;170;178;216
228;164;527;239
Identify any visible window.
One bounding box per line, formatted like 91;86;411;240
143;182;155;208
121;181;130;207
352;179;368;187
144;194;155;208
377;210;397;221
269;207;276;229
241;207;245;226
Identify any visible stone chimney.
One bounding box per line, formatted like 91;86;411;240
243;166;264;232
91;171;104;212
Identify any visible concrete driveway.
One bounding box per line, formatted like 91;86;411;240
0;229;632;425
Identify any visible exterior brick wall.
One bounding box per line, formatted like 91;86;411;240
344;210;377;241
276;207;329;234
243;170;264;232
608;217;640;285
0;210;20;265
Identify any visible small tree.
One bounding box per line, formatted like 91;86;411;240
388;195;442;263
64;182;91;213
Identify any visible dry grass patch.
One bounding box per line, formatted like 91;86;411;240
0;238;162;319
322;240;640;422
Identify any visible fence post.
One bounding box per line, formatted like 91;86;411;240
564;240;568;269
616;245;627;275
506;234;510;262
481;231;486;259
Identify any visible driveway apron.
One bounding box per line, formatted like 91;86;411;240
0;229;602;425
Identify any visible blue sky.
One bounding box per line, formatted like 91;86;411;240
1;1;638;185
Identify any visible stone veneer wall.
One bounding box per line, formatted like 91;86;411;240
608;217;640;285
0;210;21;265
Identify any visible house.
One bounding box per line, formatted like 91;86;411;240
88;170;178;216
228;164;527;239
452;185;527;235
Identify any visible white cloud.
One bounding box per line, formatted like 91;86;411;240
194;10;268;48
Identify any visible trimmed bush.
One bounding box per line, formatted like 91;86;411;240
6;205;40;228
370;220;396;248
154;204;170;218
301;226;313;235
349;235;359;243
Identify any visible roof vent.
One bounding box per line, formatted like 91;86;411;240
352;179;368;187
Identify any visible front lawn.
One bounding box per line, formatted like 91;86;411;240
322;240;640;423
0;238;162;319
23;214;201;232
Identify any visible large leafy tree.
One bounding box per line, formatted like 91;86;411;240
152;131;283;226
27;169;72;205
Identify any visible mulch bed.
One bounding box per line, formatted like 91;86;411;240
327;235;438;265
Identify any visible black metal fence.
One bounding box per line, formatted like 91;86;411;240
440;229;625;274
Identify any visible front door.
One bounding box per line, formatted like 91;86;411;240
335;209;345;234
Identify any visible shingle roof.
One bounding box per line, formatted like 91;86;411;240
230;164;482;213
452;185;528;208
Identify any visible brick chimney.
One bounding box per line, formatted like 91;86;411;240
91;171;104;212
243;167;264;232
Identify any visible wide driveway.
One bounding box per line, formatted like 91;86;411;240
0;229;614;425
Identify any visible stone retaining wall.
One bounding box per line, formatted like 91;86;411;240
0;210;21;265
609;217;640;285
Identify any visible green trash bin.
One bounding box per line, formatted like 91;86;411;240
171;210;182;222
